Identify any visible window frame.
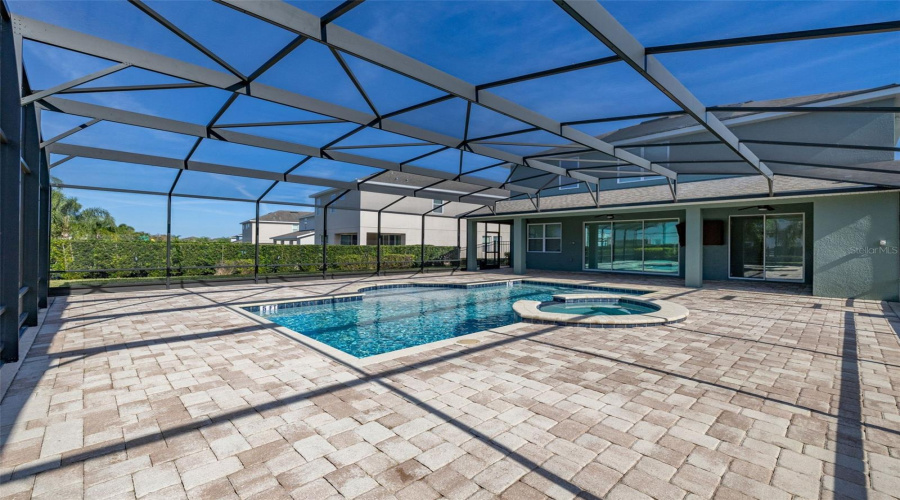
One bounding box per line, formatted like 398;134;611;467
581;218;680;275
337;233;358;245
558;159;580;190
616;146;669;184
727;213;805;283
527;222;562;253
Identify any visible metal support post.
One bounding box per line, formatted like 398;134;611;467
254;200;261;283
37;147;50;308
420;214;426;273
320;190;349;279
376;210;382;275
165;171;182;289
456;217;461;270
1;10;23;361
21;103;39;326
322;208;328;279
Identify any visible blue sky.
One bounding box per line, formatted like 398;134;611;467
11;0;899;237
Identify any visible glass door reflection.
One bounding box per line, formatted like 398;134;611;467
729;214;804;281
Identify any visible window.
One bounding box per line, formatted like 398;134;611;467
583;219;679;274
338;233;358;245
329;193;337;213
558;159;580;190
527;223;562;253
291;223;300;232
242;222;250;230
367;233;404;245
432;199;444;214
617;146;668;184
383;234;404;245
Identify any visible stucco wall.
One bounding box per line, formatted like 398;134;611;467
813;192;900;301
242;221;299;244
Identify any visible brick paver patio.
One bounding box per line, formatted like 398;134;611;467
1;271;899;499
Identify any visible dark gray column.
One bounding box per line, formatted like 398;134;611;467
165;171;182;290
420;214;426;273
254;200;260;283
456;217;461;270
376;210;382;275
21;104;39;326
321;208;328;278
38;147;50;308
1;10;23;362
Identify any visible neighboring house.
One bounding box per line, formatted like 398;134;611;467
271;230;316;245
240;210;315;244
470;85;900;301
311;188;494;246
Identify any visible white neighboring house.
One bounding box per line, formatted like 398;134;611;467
240;210;316;245
311;189;478;246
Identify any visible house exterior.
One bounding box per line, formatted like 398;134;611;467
240;210;315;244
311;189;503;247
468;86;900;301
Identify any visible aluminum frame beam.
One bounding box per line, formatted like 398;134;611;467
38;96;537;195
213;0;677;184
478;20;900;90
555;0;774;187
10;15;560;191
44;143;509;207
21;62;130;105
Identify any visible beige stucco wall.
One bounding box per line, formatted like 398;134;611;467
312;191;484;246
242;221;299;244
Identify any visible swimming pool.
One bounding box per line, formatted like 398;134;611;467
246;281;645;358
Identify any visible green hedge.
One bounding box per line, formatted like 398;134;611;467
51;240;460;283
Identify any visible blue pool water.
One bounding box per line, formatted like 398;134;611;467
252;282;643;358
539;302;656;315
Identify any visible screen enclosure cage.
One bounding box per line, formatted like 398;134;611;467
1;0;898;361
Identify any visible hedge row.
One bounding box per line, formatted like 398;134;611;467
51;240;460;279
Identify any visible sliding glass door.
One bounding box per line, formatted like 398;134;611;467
583;219;678;274
729;214;804;281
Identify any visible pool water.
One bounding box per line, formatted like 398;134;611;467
254;283;641;358
539;302;656;315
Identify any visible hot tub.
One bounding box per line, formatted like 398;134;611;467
512;293;688;328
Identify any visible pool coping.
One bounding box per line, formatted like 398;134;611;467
227;278;661;367
512;293;689;328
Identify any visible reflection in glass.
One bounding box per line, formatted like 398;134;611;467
612;222;643;271
643;220;679;274
584;222;612;270
544;223;561;252
730;216;765;279
729;214;804;281
527;224;543;252
584;220;679;274
765;215;804;280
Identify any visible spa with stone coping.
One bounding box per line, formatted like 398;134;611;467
513;292;689;328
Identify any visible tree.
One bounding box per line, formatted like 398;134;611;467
51;184;138;240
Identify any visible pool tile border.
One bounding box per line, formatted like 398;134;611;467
239;279;653;315
230;278;661;367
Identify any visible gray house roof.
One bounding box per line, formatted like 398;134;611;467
489;176;877;216
539;84;899;155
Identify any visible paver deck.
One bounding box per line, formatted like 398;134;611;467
2;271;899;499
